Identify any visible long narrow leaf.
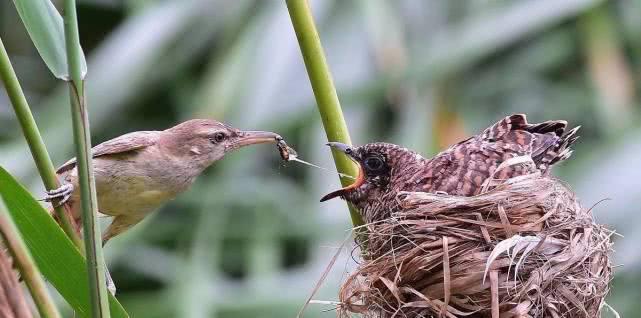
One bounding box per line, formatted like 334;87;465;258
0;197;61;318
12;0;87;79
0;167;128;318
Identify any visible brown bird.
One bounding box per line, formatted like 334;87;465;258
46;119;281;244
321;114;579;224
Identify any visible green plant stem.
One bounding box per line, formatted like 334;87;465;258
285;0;364;228
63;0;110;317
0;197;62;318
0;37;83;248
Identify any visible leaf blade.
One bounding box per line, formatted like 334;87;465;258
12;0;87;79
0;167;127;317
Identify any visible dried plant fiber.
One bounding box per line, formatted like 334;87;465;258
0;249;32;318
339;174;613;318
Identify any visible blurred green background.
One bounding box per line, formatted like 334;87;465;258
1;0;639;317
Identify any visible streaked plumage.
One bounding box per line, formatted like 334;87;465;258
322;114;580;224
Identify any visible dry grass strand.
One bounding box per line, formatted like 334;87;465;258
338;174;613;318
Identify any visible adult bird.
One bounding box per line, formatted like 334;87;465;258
321;114;579;224
47;119;282;244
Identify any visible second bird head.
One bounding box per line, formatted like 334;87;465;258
321;142;425;204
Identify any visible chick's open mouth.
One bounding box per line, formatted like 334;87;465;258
320;142;365;202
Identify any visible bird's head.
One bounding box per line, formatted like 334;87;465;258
320;142;425;204
163;119;281;168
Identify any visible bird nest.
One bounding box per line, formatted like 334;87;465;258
338;174;614;318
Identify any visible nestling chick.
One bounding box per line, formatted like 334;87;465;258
321;114;580;224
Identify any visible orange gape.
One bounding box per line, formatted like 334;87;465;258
321;114;580;224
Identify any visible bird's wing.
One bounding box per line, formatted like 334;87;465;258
56;131;160;174
424;114;580;195
482;114;579;171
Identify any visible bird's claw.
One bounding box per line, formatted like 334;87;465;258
43;183;74;207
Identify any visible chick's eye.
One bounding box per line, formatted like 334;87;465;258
211;132;226;143
364;156;384;171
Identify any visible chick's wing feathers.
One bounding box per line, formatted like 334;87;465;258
482;114;579;170
56;131;160;174
481;114;529;141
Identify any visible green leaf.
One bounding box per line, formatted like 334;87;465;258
12;0;87;79
0;167;128;317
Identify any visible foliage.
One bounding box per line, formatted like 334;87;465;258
0;0;639;317
0;167;127;317
11;0;86;79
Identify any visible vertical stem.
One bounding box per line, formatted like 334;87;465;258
285;0;364;228
0;38;83;248
0;198;61;318
63;0;110;317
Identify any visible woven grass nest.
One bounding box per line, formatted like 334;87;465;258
338;173;614;318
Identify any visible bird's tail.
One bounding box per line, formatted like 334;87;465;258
537;126;580;166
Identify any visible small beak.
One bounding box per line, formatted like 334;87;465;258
232;130;281;148
320;142;365;202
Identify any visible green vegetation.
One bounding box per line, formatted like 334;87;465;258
286;0;363;228
0;1;639;317
0;37;81;246
63;0;111;315
0;195;61;318
0;168;127;317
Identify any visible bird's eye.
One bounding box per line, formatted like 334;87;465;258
211;132;226;143
364;156;384;171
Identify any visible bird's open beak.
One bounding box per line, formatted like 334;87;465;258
231;130;281;149
320;142;366;202
325;142;353;157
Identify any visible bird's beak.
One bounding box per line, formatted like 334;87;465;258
326;142;353;157
320;142;366;202
231;130;281;149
